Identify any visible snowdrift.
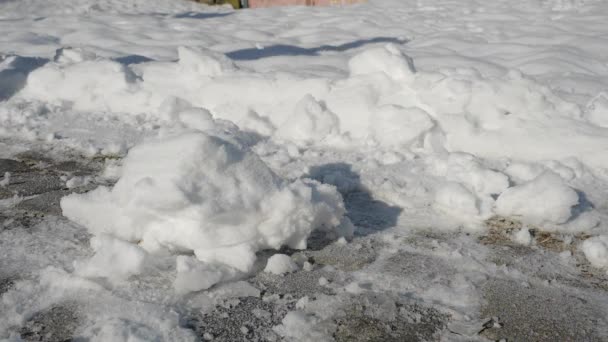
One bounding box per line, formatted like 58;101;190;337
16;45;608;173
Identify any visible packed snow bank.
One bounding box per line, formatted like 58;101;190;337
580;236;608;271
61;131;353;289
13;44;608;173
495;172;579;225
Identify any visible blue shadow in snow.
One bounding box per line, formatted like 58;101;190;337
307;163;402;238
113;55;155;65
0;55;49;101
226;36;408;61
173;11;233;19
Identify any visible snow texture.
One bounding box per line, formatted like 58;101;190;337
2;0;608;340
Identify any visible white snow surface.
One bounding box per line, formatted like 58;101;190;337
2;0;608;340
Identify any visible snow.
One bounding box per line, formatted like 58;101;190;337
495;172;579;225
273;311;331;342
74;234;148;282
264;254;298;275
512;228;534;246
434;182;483;226
61;130;352;288
0;172;10;187
580;236;608;271
174;255;238;294
2;0;608;339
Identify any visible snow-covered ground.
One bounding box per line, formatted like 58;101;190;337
2;0;608;340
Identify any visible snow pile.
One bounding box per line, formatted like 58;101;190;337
580;236;608;271
264;254;298;275
22;49;139;114
11;43;608;173
495;172;579;225
61;131;353;290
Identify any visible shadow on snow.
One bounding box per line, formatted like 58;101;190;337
307;162;402;237
0;55;49;101
226;36;408;61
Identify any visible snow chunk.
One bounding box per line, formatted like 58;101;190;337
348;44;415;80
22;58;136;113
74;234;147;281
273;311;331;342
443;153;510;196
0;172;10;187
174;256;237;294
504;162;545;184
65;175;91;189
79;317;163;342
434;182;480;220
580;236;608;271
371;105;434;148
495;172;579;225
275;95;340;146
177;46;234;78
264;254;298;275
584;93;608;128
62;131;351;277
53;47;97;65
512;228;533;246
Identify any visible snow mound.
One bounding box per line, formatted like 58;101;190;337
495;172;579;225
580;236;608;271
264;254;298;275
62;131;353;287
11;44;608;173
